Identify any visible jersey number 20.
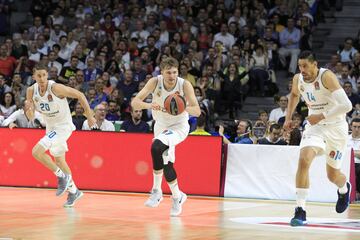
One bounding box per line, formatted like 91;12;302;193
40;103;50;111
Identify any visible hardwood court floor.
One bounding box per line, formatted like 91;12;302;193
0;187;359;240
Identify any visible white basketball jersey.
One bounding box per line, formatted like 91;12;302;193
298;68;345;124
152;75;189;124
33;80;75;129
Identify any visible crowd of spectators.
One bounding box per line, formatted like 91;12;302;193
0;0;322;133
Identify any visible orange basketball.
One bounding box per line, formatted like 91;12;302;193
164;93;186;116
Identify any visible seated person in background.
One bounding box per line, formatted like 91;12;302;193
190;112;211;136
72;102;87;130
269;95;288;123
219;119;255;144
120;106;149;133
2;100;44;129
106;100;121;121
82;103;115;131
258;123;287;145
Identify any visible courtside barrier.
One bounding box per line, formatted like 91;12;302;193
224;144;356;202
0;128;223;196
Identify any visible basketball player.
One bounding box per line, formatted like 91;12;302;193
26;63;97;207
131;57;201;216
284;51;353;226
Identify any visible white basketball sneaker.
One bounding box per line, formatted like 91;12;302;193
170;192;187;217
144;189;163;208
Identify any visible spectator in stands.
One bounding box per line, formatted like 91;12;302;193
0;91;16;119
0;44;17;78
338;37;358;64
72;102;87;130
190;112;211;136
343;81;360;117
288;128;302;146
59;55;80;84
248;44;269;96
212;23;235;52
82;103;115;131
28;16;44;41
292;112;304;131
0;73;10;97
324;54;340;73
106;100;121;122
258;123;287;145
218;62;245;119
2;100;43;129
269;95;288;123
338;65;357;93
117;69;138;105
90;77;109;109
219;119;255;144
348;117;360;201
120;106;149;133
48;51;62;75
258;109;269;125
11;33;28;59
278;18;301;76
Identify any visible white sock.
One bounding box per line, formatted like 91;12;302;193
296;188;309;209
54;168;65;178
168;181;181;199
152;172;163;192
68;181;77;194
339;182;348;194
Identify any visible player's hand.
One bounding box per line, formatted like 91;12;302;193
151;102;161;111
218;125;225;136
306;113;325;125
283;119;293;131
87;116;98;129
9;123;17;129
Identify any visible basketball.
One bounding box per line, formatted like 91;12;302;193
164;93;186;116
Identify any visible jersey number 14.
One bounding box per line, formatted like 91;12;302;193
306;92;316;102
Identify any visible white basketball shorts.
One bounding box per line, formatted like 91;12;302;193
38;124;74;157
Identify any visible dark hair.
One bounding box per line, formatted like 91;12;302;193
1;91;15;106
298;50;317;62
289;128;301;145
269;123;281;132
351;117;360;125
197;112;207;127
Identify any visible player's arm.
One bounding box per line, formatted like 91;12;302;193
131;77;157;110
284;74;301;129
320;70;352;119
25;86;36;121
52;83;97;127
183;81;201;117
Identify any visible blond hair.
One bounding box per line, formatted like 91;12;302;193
160;57;179;70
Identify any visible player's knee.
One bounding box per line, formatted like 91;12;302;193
32;145;44;160
164;162;177;182
151;139;168;155
327;169;339;183
151;139;168;170
298;151;314;170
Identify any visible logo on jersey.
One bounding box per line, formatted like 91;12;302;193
300;86;304;92
47;94;53;102
162;130;173;135
329;150;342;160
34;97;39;102
314;81;320;90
